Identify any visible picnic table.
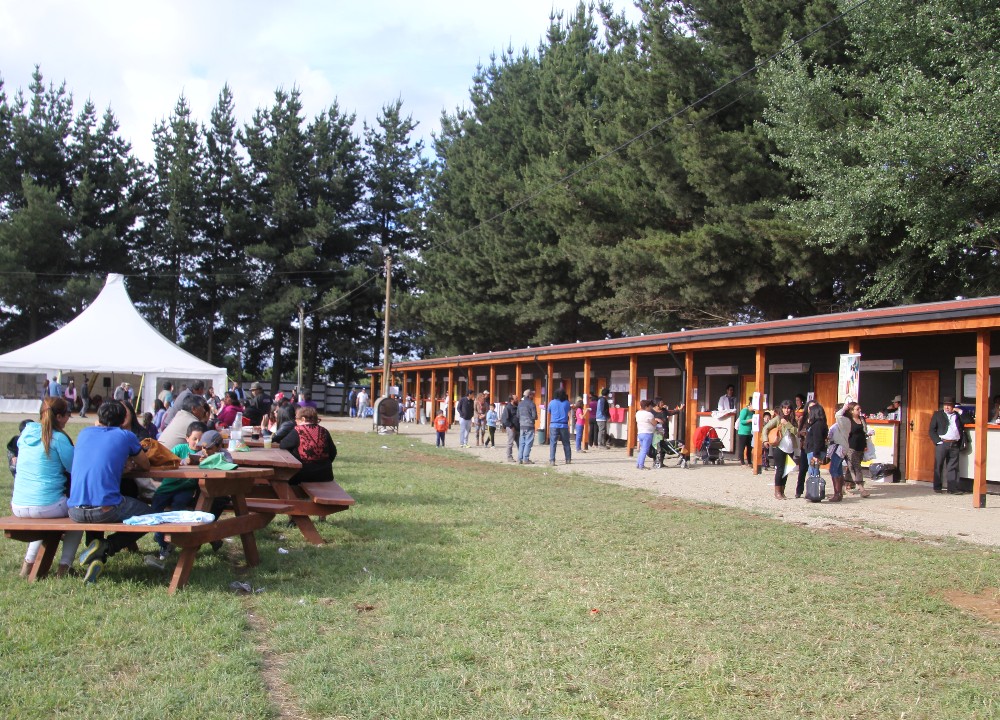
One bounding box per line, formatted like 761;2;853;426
0;466;280;594
233;447;355;545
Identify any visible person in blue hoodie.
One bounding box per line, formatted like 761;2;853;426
10;397;81;578
548;388;572;466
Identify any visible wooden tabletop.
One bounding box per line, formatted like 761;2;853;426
130;466;275;481
231;447;302;470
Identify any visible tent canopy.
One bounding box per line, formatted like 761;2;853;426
0;274;227;413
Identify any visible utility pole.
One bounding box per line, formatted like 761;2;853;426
382;251;392;398
297;304;305;396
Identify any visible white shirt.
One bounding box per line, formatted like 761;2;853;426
940;411;961;441
635;410;656;435
717;394;737;413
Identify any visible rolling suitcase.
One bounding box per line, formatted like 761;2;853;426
805;456;825;502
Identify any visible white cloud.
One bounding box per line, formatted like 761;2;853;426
0;0;641;161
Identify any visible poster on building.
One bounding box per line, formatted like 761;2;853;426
838;353;861;403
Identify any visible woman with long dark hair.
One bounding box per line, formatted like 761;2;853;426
761;400;797;499
835;401;871;498
10;397;81;577
799;403;829;498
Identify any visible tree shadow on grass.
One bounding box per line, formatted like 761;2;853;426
350;490;470;507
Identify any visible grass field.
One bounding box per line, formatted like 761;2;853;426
0;421;997;719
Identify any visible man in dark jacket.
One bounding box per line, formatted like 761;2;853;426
928;396;966;494
517;388;538;464
456;391;475;448
243;382;272;426
500;395;520;462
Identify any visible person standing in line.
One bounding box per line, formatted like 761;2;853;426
501;395;520;462
928;396;967;494
517;388;538;464
834;401;872;498
548;389;572;466
794;398;816;498
474;391;490;446
348;388;358;418
761;400;797;499
64;380;77;412
456;390;475;448
48;376;63;398
634;399;658;470
736;397;754;467
595;388;611;449
587;393;599;450
574;398;587;453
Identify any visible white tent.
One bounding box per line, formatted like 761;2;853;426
0;274;227;414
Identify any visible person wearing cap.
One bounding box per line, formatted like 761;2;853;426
929;397;967;494
884;395;902;421
244;381;272;426
516;388;538;464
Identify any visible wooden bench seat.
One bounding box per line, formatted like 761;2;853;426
300;480;356;507
246;478;355;546
0;509;276;594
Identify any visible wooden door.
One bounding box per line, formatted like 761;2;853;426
813;373;838;417
741;374;756;407
906;371;939;483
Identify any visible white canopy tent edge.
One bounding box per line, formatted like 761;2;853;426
0;274;226;415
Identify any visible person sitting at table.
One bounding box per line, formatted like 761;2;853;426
271;403;298;445
279;406;337;484
69;401;151;584
10;397;82;578
149;421;207;562
215;391;244;428
159;395;212;449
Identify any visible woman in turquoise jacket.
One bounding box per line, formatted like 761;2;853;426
10;397;81;577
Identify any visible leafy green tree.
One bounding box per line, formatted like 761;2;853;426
762;0;1000;305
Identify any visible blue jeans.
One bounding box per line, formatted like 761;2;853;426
637;433;654;468
575;423;584;451
518;428;535;462
829;449;844;478
550;427;571;463
151;489;196;551
68;496;153;558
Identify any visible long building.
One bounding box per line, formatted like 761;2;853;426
368;297;1000;508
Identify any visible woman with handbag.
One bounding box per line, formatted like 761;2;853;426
761;400;798;500
835;401;871;498
799;404;829;498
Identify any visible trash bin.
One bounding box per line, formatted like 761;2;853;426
536;428;546;445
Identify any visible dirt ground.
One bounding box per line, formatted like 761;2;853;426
334;416;1000;550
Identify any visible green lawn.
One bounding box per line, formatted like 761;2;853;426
0;422;997;719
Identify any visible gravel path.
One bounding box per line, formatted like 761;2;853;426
334;417;1000;550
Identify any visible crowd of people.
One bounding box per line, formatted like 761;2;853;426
9;378;339;584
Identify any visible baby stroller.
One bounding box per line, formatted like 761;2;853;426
651;433;689;469
693;425;725;465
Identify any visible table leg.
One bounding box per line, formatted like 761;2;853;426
169;547;197;595
28;533;61;582
231;495;261;566
269;480;325;546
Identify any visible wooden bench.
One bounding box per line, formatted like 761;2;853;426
1;467;279;594
234;449;355;545
245;479;355;545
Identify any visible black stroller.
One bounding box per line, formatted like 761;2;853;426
693;425;725;465
650;433;688;469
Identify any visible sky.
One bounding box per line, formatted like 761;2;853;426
0;0;642;163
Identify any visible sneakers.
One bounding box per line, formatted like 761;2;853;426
83;559;104;584
158;544;174;562
144;554;165;570
78;538;108;566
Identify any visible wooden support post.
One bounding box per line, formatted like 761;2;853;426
468;367;475;394
489;365;496;402
685;351;696;454
546;361;554;443
415;371;422;424
446;368;454;426
849;338;860;355
973;330;990;508
429;372;437;424
515;363;523;399
753;346;766;474
628;354;638;455
583;357;592;448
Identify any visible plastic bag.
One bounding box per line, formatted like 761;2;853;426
777;430;797;455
